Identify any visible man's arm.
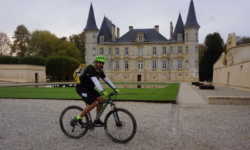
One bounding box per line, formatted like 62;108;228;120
103;77;116;90
91;77;104;92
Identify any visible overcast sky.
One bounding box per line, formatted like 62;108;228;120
1;0;249;44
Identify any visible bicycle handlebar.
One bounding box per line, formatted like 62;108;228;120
109;91;118;97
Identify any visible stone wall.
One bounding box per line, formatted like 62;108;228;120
0;64;46;83
213;33;250;90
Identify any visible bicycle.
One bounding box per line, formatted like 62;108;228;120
59;91;137;143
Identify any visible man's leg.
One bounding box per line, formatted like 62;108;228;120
79;101;97;117
96;96;105;116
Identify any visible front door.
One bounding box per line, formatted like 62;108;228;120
137;75;141;82
35;73;38;83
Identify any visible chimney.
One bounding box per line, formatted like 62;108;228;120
170;22;173;40
117;27;120;38
111;24;116;41
155;25;159;32
129;26;133;31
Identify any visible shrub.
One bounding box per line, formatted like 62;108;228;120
46;56;80;81
18;56;46;66
0;56;20;64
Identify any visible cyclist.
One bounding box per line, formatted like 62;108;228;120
75;55;120;127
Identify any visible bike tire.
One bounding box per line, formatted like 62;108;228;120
104;108;137;143
59;105;89;139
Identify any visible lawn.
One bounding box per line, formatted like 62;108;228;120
0;83;179;102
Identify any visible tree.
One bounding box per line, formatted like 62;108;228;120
69;31;85;62
199;32;224;81
28;30;59;57
198;44;207;65
28;30;82;62
0;32;11;55
237;36;250;45
11;25;30;57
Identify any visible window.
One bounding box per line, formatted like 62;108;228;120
152;61;157;69
153;47;157;54
186;61;189;70
92;48;96;55
195;33;198;41
125;61;129;69
125;48;129;55
195;60;198;69
186;34;189;41
100;36;104;42
138;61;143;69
163;47;166;54
116;48;119;55
170;60;173;69
162;61;167;69
138;47;143;55
170;46;173;54
178;74;182;76
196;45;198;53
139;36;142;41
178;60;182;69
109;61;112;69
115;61;119;69
108;48;112;54
178;46;182;54
177;34;182;41
100;48;104;54
186;46;188;54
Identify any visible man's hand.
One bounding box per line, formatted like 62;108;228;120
101;90;108;98
114;88;120;95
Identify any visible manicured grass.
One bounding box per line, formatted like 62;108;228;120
0;83;179;101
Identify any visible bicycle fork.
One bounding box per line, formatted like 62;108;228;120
112;106;122;127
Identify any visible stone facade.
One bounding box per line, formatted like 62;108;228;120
0;64;46;83
213;33;250;91
84;0;200;82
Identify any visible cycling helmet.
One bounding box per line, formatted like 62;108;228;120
95;55;106;62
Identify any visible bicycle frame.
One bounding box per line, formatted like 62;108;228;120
86;92;117;129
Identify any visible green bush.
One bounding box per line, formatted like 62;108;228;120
0;56;20;64
46;56;80;81
18;56;46;66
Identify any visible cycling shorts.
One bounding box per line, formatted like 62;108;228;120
76;84;102;105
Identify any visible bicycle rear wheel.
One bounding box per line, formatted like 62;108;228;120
59;105;89;139
104;108;137;143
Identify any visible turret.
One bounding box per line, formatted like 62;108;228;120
173;13;184;41
184;0;200;81
84;3;99;64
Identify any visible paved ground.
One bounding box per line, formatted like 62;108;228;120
0;82;250;150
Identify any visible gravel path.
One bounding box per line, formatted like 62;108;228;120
189;84;250;102
1;99;249;150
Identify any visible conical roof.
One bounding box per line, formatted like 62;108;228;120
185;0;200;27
97;17;113;42
84;3;99;31
173;13;184;41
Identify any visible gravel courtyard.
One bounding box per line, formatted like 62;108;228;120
0;99;249;150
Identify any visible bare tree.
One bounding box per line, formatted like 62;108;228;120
0;32;11;55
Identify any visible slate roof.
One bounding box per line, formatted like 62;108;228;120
173;13;184;41
84;3;99;31
97;17;113;42
115;29;168;43
185;0;200;27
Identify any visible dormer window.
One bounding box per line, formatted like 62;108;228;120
177;34;182;41
100;36;105;42
139;36;142;41
136;32;146;42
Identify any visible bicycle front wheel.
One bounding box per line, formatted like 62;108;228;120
104;108;137;143
59;105;89;139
